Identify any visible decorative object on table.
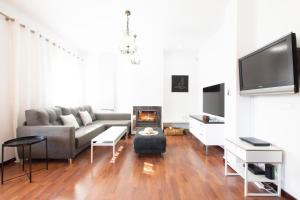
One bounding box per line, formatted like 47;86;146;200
164;127;184;136
172;75;189;92
138;127;158;136
202;115;210;123
1;136;48;184
120;10;141;65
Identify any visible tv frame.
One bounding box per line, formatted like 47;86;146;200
203;83;225;118
239;33;298;95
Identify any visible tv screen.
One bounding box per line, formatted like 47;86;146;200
203;83;224;117
239;33;298;95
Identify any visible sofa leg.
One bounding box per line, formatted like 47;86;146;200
68;158;73;164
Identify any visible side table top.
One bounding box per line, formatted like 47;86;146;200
3;136;47;147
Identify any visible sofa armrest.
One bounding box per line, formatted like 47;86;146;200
17;126;76;159
95;113;131;121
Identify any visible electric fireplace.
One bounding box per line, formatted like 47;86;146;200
133;106;162;127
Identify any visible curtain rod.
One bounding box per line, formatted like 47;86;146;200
0;10;83;61
0;11;15;21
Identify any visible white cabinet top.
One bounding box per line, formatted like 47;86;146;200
226;138;282;151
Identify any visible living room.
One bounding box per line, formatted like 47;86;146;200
0;0;299;199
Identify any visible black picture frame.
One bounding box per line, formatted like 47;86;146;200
172;75;189;92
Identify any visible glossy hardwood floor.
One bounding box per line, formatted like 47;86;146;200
0;134;290;200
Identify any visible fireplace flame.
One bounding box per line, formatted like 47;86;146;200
137;111;157;122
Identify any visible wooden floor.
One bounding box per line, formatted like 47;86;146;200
0;134;289;200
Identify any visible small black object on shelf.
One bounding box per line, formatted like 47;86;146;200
248;164;265;175
265;164;275;179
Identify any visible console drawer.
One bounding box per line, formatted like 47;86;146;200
225;140;246;160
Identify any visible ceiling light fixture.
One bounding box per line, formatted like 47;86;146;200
120;10;141;65
130;35;141;65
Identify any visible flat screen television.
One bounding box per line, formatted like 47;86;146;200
203;83;224;117
239;33;298;95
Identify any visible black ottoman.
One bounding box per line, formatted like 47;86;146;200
133;127;166;154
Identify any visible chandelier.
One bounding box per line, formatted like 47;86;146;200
120;10;141;64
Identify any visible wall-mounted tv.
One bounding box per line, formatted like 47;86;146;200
203;83;224;117
239;33;298;95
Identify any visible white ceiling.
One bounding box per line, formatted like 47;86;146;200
3;0;229;53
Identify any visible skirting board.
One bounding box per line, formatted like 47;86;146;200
0;157;16;167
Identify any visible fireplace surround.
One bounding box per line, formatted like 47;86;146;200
133;106;162;127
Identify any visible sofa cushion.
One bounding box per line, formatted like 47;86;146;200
59;106;96;126
93;120;131;128
25;109;50;126
61;114;80;129
75;123;106;147
60;107;83;126
46;107;63;125
96;113;130;121
81;105;96;121
79;111;92;126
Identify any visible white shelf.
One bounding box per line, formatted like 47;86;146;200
224;138;283;197
234;163;277;183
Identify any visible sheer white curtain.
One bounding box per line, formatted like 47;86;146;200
10;20;85;126
0;16;85;161
0;16;15;161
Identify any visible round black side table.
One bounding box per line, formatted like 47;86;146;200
1;136;48;184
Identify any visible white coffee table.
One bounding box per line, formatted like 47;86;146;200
91;126;128;163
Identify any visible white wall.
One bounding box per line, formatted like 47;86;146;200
115;40;164;113
237;0;300;198
198;0;237;138
84;53;116;112
163;50;200;122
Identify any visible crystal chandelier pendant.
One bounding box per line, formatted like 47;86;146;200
131;35;141;65
131;54;141;65
120;30;136;55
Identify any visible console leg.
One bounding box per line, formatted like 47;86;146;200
277;164;282;197
244;163;248;197
68;158;73;165
224;149;228;176
205;146;208;155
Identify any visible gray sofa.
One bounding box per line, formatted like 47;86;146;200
17;106;131;162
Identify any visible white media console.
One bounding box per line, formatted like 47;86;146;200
189;115;225;154
224;138;283;197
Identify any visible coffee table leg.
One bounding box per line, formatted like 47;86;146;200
91;142;93;164
1;145;4;184
29;145;32;183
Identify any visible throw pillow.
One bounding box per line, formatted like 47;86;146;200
79;111;93;126
25;109;50;126
60;114;80;129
